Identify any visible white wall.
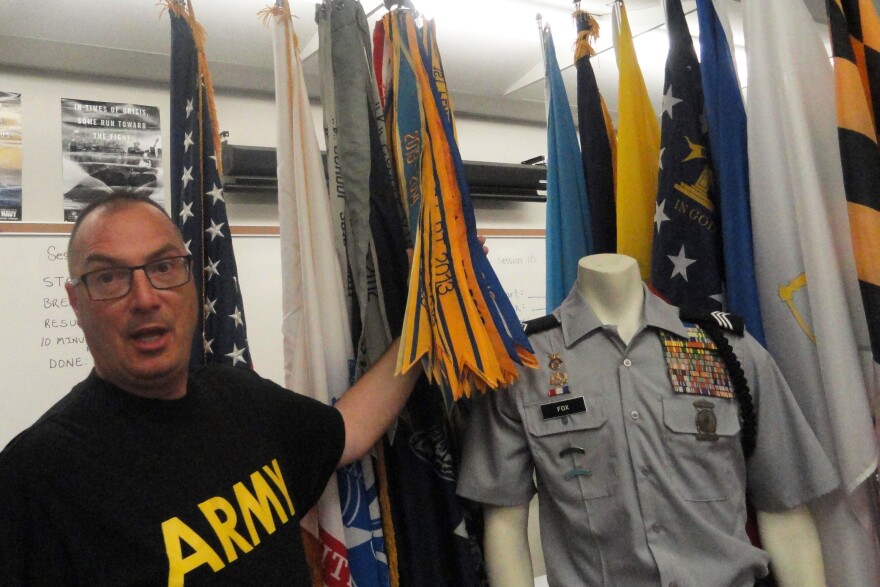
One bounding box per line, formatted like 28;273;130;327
0;66;547;227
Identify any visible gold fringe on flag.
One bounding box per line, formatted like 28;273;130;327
573;10;600;62
257;1;300;54
160;0;224;175
375;442;400;587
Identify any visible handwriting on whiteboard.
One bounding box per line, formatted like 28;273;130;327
485;236;546;322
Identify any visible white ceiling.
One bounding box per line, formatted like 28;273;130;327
0;0;829;125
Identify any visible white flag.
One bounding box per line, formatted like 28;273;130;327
270;5;354;584
744;0;880;583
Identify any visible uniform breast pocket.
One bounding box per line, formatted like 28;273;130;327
523;396;612;501
662;395;742;502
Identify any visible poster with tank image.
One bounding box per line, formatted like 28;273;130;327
61;98;163;222
0;91;23;221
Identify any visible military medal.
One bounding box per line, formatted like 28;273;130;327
549;371;568;386
547;353;571;396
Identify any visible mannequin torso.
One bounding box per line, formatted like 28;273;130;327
576;254;644;345
472;254;827;587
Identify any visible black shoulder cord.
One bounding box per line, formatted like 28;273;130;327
699;322;757;459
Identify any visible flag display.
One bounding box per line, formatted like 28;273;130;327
383;10;536;403
574;11;617;256
745;1;880;582
650;0;723;310
265;2;393;584
317;0;410;584
695;0;764;344
828;0;880;369
542;24;593;312
614;0;660;280
167;0;250;370
371;9;486;586
746;0;876;492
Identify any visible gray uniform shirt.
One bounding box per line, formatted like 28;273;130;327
457;286;838;587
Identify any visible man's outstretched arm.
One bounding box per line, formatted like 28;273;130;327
334;338;421;466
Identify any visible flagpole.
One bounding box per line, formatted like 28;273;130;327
611;1;620;49
536;13;546;63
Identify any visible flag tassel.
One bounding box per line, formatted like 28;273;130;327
573;10;599;63
161;0;224;174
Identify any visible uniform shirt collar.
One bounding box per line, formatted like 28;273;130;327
553;284;689;347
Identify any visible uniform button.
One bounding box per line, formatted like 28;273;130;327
669;582;679;587
652;523;663;533
623;358;632;367
630;410;640;420
641;466;650;475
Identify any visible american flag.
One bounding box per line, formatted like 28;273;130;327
168;1;251;369
650;0;724;310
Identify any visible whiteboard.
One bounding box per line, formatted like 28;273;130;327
0;231;545;448
0;234;93;448
484;235;546;321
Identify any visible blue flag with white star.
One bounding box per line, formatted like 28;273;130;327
650;0;724;309
695;0;765;344
169;2;251;369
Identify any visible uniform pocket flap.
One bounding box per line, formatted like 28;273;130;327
524;396;606;437
663;395;740;436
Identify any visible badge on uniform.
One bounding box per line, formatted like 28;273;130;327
547;353;571;396
693;399;719;442
659;326;734;399
549;372;568;386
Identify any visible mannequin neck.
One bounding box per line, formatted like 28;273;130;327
577;254;644;345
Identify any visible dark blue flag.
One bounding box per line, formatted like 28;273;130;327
169;2;251;368
650;0;724;309
695;0;765;344
574;11;616;255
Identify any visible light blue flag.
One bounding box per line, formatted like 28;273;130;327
543;26;593;311
695;0;765;344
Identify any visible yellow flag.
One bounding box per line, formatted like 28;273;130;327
614;1;660;280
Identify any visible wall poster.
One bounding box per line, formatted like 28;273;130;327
0;91;23;222
61;98;163;222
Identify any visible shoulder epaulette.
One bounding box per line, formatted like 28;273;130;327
522;314;561;336
679;307;745;336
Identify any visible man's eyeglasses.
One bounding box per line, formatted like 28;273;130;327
69;255;193;301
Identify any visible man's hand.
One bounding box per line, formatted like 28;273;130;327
477;234;488;254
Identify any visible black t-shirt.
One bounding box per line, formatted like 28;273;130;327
0;365;345;586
